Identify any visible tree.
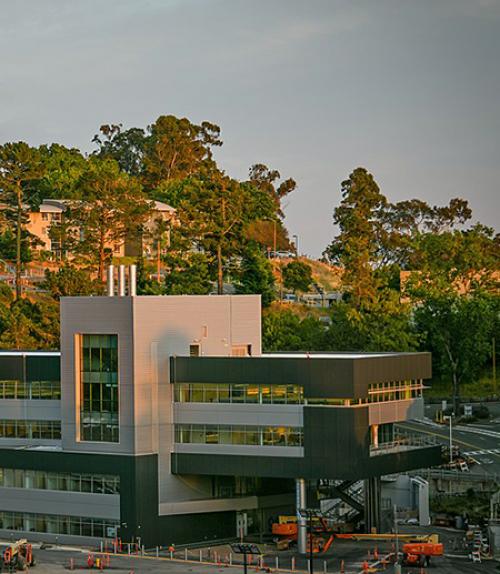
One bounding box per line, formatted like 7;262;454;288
92;124;147;177
262;308;326;352
69;158;151;282
0;142;44;298
164;253;212;295
143;115;222;188
324;167;387;309
414;292;499;413
245;164;296;250
0;302;37;349
247;164;296;217
322;298;419;353
237;245;276;307
42;265;100;299
283;260;313;294
177;174;275;294
37;144;87;199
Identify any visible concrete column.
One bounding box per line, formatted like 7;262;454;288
296;478;307;554
364;476;381;533
371;424;379;448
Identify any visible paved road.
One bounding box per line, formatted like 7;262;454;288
400;408;500;476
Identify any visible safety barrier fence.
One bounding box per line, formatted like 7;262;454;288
85;540;396;574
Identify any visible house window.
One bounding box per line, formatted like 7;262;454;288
42;213;49;221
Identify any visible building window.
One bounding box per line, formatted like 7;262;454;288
189;344;200;357
231;345;249;357
173;383;304;405
174;424;303;447
80;334;119;443
0;468;119;495
42;213;49;221
0;380;61;400
0;420;61;440
0;510;118;538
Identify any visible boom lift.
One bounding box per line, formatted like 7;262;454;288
2;539;36;571
401;542;444;567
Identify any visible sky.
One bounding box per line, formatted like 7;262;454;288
0;0;499;257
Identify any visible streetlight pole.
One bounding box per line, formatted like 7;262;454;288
293;234;299;258
449;414;453;464
394;504;401;574
308;511;313;574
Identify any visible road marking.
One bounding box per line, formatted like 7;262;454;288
463;449;500;456
399;422;500;460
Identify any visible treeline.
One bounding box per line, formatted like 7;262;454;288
0;121;499;408
265;168;499;410
0;115;295;296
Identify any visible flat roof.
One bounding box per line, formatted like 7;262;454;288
0;351;60;356
263;353;403;359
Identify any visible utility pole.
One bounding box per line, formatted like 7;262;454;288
157;239;161;283
273;220;277;256
293;234;299;257
394;504;401;574
444;414;453;464
493;337;496;395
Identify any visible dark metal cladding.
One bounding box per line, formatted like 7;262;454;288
170;353;432;400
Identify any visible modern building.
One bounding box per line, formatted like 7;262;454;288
0;268;442;547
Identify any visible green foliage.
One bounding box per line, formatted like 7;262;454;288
283;260;313;293
0;142;44;298
0;229;33;262
237;246;275;307
164;253;212;295
0;293;59;350
174;174;276;293
414;292;499;411
37;144;87;199
262;308;326;352
42;266;100;299
325;167;387;308
323;299;419;352
67;157;151;281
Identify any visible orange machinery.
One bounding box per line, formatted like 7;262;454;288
2;539;36;570
402;542;444;567
272;517;334;554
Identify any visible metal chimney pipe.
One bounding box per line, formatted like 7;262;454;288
129;264;137;297
118;264;126;296
107;265;115;297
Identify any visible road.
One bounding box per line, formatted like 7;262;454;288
399;402;500;475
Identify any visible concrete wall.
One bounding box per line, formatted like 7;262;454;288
60;294;262;514
369;398;424;425
60;297;135;455
0;400;60;421
130;295;261;509
173;403;302;427
0;487;119;520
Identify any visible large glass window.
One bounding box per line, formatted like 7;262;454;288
174;424;303;447
0;420;61;440
173;383;304;405
0;468;119;494
0;381;61;400
0;510;118;538
80;334;119;443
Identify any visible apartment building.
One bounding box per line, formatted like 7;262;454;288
27;199;177;258
0;271;442;546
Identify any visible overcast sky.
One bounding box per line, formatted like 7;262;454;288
1;0;498;257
